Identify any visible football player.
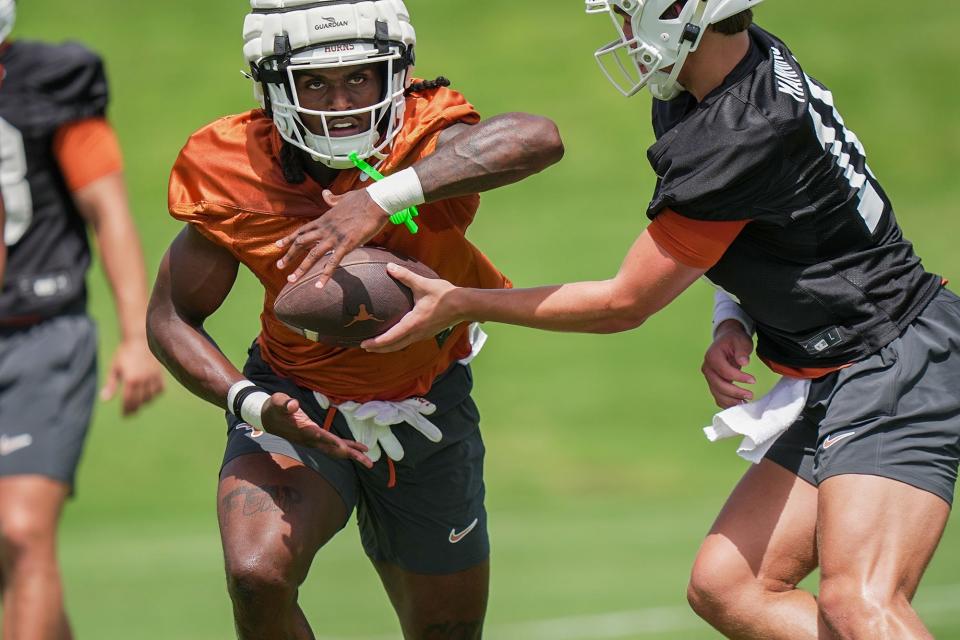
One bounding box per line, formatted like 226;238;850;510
0;0;165;637
360;1;960;638
146;0;563;637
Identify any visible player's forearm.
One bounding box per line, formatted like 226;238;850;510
452;280;650;334
95;214;151;342
74;173;150;343
417;113;564;201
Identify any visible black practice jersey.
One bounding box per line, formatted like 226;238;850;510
647;26;941;368
0;40;108;321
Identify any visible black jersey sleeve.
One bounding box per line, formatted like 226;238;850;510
30;42;108;129
647;94;799;223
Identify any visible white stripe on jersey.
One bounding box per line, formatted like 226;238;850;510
803;73;883;233
858;182;884;233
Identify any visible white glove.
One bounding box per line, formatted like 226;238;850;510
313;392;441;462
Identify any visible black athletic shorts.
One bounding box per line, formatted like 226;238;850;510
0;315;98;489
222;342;489;575
766;287;960;505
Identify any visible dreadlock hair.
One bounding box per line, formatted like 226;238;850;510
279;139;307;184
405;76;451;96
711;9;753;35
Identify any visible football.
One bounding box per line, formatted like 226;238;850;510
273;246;438;347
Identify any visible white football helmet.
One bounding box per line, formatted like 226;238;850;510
0;0;15;43
243;0;416;169
586;0;764;100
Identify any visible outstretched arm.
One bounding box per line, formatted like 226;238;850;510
276;113;564;286
363;230;707;352
147;226;371;466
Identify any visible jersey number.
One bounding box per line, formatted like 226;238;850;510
0;116;34;246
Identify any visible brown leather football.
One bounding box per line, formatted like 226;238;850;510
273;246;438;348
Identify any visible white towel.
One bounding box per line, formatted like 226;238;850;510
457;323;488;365
704;376;811;464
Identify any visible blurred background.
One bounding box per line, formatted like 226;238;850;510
9;0;960;638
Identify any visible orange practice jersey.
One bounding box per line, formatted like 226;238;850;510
169;87;511;402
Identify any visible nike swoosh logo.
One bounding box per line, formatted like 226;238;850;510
0;434;34;456
822;431;857;450
448;518;479;544
235;423;265;439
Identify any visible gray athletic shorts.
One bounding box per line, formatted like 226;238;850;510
0;315;98;489
766;287;960;505
222;343;489;575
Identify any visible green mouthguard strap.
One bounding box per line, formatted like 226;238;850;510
349;152;420;234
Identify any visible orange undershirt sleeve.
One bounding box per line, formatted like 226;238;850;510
647;208;749;269
52;117;124;192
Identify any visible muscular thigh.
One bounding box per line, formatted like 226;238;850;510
818;474;950;600
218;452;350;582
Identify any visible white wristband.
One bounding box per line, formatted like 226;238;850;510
712;290;755;339
240;391;271;430
227;380;271;430
227;380;255;412
366;167;425;215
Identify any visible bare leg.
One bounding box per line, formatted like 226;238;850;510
688;460;825;639
373;558;489;640
218;453;349;640
817;475;950;640
0;476;72;640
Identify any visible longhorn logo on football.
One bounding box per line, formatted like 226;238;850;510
344;304;384;327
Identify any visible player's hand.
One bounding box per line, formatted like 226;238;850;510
261;392;373;468
275;189;388;288
362;263;461;353
702;320;756;409
101;338;166;416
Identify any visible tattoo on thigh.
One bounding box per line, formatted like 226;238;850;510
221;485;303;517
421;619;483;640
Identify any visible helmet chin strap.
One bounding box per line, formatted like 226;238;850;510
647;0;709;100
649;44;692;100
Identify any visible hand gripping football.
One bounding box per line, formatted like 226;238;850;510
274;247;438;348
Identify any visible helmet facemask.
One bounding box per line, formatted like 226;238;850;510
586;0;711;101
244;1;417;169
257;42;410;169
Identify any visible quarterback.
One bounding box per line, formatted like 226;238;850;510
359;1;960;638
146;0;562;637
0;0;165;637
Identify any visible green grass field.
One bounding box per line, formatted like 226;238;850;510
10;0;960;637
